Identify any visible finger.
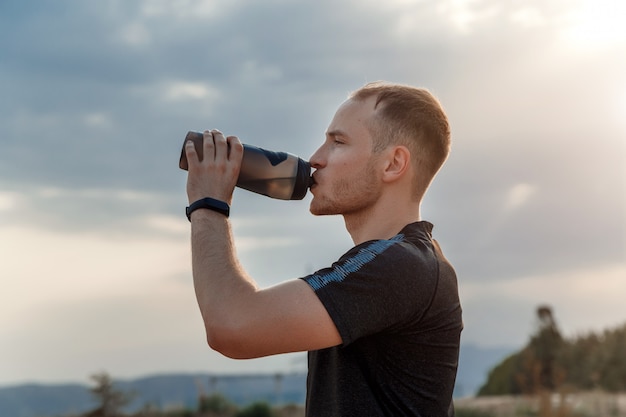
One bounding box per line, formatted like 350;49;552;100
202;130;215;161
226;135;244;160
212;129;228;160
184;139;198;166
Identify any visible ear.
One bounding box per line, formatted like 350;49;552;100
381;145;411;183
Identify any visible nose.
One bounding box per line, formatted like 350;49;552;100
309;145;325;169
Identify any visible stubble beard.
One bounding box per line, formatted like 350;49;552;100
309;160;381;217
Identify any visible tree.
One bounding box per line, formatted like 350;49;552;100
478;305;565;396
530;305;564;391
235;402;276;417
198;393;237;416
85;372;133;417
478;307;626;396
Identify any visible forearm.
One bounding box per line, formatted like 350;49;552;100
190;209;258;349
183;130;340;358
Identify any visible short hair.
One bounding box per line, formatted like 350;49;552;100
350;81;451;199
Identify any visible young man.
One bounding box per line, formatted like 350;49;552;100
184;81;463;416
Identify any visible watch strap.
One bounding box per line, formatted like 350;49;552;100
186;197;230;221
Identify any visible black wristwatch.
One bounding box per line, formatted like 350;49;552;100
186;197;230;221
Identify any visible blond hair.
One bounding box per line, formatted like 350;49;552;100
350;81;451;199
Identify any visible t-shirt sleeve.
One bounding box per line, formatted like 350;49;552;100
301;237;439;346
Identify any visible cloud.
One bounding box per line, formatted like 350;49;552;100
3;0;623;274
161;81;221;102
116;22;152;47
504;183;537;212
0;191;19;211
83;112;114;128
137;0;239;20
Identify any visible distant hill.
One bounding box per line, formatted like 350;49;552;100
455;344;515;398
0;383;93;417
0;344;514;417
0;373;306;417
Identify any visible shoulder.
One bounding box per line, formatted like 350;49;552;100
305;224;436;291
356;222;437;267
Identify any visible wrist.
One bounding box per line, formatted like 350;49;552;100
186;197;230;221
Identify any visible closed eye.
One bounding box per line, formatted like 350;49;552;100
326;129;349;145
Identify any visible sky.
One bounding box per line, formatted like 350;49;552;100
1;0;625;387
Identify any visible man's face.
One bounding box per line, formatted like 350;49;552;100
309;97;384;216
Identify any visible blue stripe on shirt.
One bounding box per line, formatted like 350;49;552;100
306;234;404;291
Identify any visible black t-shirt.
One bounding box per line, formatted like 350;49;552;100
301;222;462;417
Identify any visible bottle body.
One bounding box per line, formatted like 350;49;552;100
179;131;311;200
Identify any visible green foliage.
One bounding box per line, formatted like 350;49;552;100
87;371;134;416
478;307;626;396
234;402;275;417
478;353;524;396
198;393;237;415
163;409;194;417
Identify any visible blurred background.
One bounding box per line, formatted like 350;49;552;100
1;0;624;412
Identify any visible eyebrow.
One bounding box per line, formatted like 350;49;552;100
326;129;348;139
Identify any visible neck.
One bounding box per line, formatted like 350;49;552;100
344;198;421;245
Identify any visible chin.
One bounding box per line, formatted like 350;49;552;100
310;203;339;217
309;200;327;216
309;205;324;216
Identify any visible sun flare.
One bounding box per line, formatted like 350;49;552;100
562;0;626;48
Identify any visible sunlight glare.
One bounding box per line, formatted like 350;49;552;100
562;0;626;48
437;0;499;33
509;7;546;28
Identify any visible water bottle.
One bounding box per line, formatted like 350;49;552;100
179;131;311;200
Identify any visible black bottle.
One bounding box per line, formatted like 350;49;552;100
179;131;311;200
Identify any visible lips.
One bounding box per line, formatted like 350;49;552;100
310;174;319;189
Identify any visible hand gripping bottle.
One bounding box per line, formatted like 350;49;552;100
179;131;311;200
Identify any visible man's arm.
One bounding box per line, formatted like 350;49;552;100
186;130;341;359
